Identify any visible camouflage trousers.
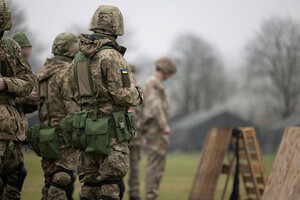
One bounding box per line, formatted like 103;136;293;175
128;144;142;198
0;141;24;200
78;139;129;200
145;133;169;200
41;147;79;200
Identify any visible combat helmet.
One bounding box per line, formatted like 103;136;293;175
89;5;124;36
52;32;79;58
156;57;177;75
13;32;32;48
0;0;12;33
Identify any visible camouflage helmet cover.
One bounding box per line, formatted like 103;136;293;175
156;57;177;74
0;0;12;32
89;5;124;36
52;32;79;58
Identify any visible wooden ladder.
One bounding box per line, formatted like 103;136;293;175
235;127;267;200
189;127;267;200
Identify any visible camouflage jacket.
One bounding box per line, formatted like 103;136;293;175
69;34;143;116
143;74;170;131
37;56;79;127
0;37;36;141
129;81;143;146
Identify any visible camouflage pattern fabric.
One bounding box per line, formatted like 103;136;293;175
143;75;170;131
37;56;79;200
0;36;35;199
67;34;143;200
52;32;79;58
0;0;12;33
0;141;24;199
0;37;36;141
89;5;124;36
155;57;177;75
143;74;170;200
41;148;79;200
128;145;142;198
128;82;143;198
37;57;79;126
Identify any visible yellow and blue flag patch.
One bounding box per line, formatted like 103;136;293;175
121;69;128;74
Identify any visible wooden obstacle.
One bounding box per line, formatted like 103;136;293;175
189;127;267;200
262;127;300;200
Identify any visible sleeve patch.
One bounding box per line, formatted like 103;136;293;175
121;69;128;74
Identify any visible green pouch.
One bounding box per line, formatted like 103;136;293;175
64;115;74;133
26;124;41;156
126;112;137;138
38;127;61;160
72;112;88;150
85;116;111;155
112;111;131;142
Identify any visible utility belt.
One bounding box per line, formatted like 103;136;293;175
62;110;136;155
0;98;16;106
26;110;136;159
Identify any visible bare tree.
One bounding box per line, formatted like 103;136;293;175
246;18;300;118
169;34;229;115
4;0;46;72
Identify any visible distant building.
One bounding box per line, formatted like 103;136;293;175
170;108;255;151
265;113;300;152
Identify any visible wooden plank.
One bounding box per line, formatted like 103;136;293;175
243;175;265;184
189;127;232;200
239;152;258;160
263;127;300;200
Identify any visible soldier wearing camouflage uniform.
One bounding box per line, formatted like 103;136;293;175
13;32;38;131
67;5;143;200
128;65;143;200
143;57;177;200
12;32;33;61
0;1;36;199
37;32;80;200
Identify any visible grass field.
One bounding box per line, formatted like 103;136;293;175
21;152;276;200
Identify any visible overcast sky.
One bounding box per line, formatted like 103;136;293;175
16;0;300;69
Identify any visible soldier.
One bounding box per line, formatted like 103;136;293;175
36;32;80;200
143;57;177;200
12;32;32;61
67;5;143;200
12;32;38;128
128;65;143;200
0;0;36;199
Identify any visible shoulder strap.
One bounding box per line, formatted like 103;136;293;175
73;46;114;118
99;45;114;51
38;80;51;126
73;52;98;118
3;37;15;55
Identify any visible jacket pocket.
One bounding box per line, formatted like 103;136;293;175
0;105;18;136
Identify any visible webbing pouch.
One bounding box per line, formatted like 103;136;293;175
59;115;74;147
26;124;41;156
112;111;131;142
38;127;61;160
72;112;88;150
126;112;137;139
85;116;111;155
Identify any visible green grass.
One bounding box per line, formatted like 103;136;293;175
21;152;276;200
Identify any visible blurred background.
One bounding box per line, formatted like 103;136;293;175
4;0;300;199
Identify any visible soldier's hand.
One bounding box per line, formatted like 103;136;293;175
0;78;7;91
28;91;38;105
163;126;171;135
